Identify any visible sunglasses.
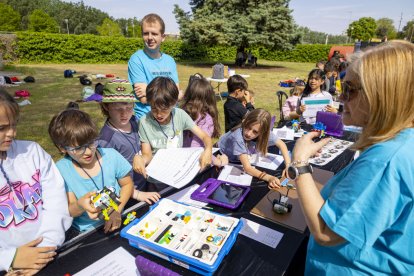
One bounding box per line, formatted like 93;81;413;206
341;81;361;102
64;140;98;156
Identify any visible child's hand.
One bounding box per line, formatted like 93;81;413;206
135;191;161;204
12;237;56;270
104;210;121;233
199;150;212;171
266;175;281;190
133;154;147;178
244;91;252;103
299;104;306;114
325;105;338;113
213;154;228;167
78;192;100;220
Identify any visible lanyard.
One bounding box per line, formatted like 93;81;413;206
107;120;139;154
0;151;24;209
73;151;105;190
156;111;175;139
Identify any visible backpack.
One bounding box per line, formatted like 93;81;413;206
4;76;12;84
10;76;20;83
15;90;30;98
212;63;225;79
64;69;73;78
79;75;92;85
0;76;5;85
24;76;35;83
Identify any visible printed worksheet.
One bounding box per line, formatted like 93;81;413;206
218;165;253;186
167;184;208;207
74;247;138;276
239;218;284;248
146;147;203;189
250;153;284;170
272;127;294;141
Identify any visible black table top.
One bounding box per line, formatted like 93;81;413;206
39;131;358;276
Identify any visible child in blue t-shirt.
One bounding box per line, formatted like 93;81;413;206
49;109;134;233
97;80;160;203
218;109;291;189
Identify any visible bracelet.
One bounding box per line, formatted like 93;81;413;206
258;171;266;180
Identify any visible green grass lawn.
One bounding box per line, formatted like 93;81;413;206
2;60;314;161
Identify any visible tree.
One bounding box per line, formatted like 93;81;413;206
28;9;58;33
115;17;141;37
347;17;377;41
400;20;414;42
376;18;396;40
0;2;21;31
96;18;122;36
174;0;295;50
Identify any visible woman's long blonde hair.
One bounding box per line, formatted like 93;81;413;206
354;40;414;151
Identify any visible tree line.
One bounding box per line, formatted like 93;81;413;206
1;0;413;51
0;0;141;37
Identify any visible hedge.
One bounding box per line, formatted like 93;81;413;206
2;32;336;63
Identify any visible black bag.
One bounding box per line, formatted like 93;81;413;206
79;75;92;85
64;69;73;78
212;63;224;79
24;76;35;83
4;76;12;84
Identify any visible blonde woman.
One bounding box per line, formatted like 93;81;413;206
289;40;414;274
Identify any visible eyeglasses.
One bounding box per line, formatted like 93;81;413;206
341;81;361;102
64;140;98;156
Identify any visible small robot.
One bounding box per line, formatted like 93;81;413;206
272;179;295;214
91;186;120;221
291;119;300;133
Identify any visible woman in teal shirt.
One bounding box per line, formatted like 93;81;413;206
290;40;414;275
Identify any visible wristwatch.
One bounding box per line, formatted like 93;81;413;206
287;162;313;180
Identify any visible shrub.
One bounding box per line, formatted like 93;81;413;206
5;32;338;63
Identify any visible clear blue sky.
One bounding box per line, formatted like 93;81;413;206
64;0;413;35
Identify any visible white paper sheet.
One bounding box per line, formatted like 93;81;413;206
239;218;284;248
74;247;138;276
146;147;203;189
167;184;208;207
250;153;284;170
218;165;253;186
272;127;294;141
302;96;332;118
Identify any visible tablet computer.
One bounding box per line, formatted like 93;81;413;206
190;178;250;209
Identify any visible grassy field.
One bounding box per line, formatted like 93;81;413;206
2;60;314;161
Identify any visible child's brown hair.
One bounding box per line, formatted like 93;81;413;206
146;77;179;110
48;109;98;150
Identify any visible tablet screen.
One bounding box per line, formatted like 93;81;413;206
207;183;247;205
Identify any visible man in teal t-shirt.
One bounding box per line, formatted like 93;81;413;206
128;13;179;119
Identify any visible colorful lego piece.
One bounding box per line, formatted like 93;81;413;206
123;211;137;225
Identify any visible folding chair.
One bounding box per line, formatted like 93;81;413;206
276;90;289;126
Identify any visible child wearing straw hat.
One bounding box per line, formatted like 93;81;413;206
97;80;160;204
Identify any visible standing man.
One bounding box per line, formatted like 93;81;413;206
128;13;180;119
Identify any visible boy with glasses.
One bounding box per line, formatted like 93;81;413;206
49;109;154;234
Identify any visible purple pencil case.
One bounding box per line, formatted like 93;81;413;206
136;255;181;276
190;178;250;210
316;111;344;137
